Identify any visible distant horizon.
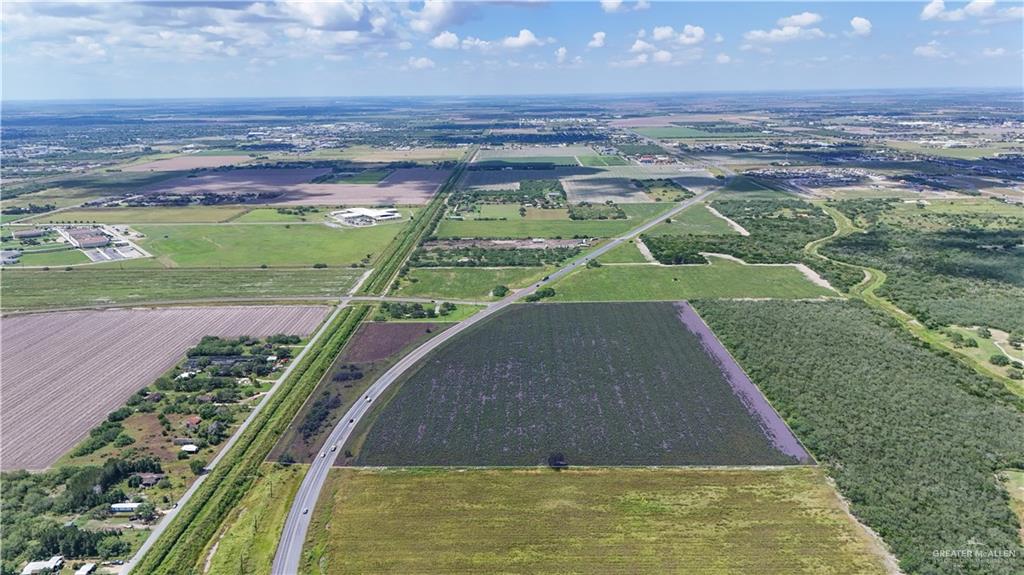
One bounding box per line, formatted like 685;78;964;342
4;85;1023;106
3;1;1021;101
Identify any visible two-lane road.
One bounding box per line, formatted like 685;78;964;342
271;188;714;574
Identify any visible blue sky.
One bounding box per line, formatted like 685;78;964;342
2;1;1022;100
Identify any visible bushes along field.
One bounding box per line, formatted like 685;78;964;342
695;299;1024;575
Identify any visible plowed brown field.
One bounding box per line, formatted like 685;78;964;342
0;305;330;470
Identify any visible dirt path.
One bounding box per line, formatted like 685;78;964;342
634;237;658;263
808;204;1023;398
706;205;750;236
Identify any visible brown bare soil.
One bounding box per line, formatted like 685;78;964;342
123;155;254;172
141;167;449;205
340;322;443;363
0;305;330;470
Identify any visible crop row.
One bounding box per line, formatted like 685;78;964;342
133;305;369;574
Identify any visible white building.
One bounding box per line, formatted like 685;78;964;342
74;563;97;575
21;555;63;574
181;444;200;453
110;502;142;513
330;208;401;226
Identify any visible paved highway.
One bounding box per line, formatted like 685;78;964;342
271;188;714;574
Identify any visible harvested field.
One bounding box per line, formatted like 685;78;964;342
474;146;596;161
352;302;807;466
123;155;254;172
0;305;330;470
340;322;444;364
463;167;598;188
141;167;449;205
562;177;650;203
0;267;363;310
302;467;890;575
421;238;590;250
274;167;449;206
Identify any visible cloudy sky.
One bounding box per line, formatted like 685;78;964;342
2;0;1022;100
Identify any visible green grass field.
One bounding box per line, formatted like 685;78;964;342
0;267;362;310
301;467;888;575
885;140;1016;160
321;169;392;184
202;463;305;575
13;249;91;267
437;204;671;239
232;208;326;223
474;156;579;166
551;258;833;301
136;222;402;268
578;155;629;167
396;267;550;300
596;240;648;263
647;203;740;236
29;206;249;224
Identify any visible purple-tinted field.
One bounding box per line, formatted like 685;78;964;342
141;167;449;205
1;305;330;470
340;322;444;364
353;302;807;467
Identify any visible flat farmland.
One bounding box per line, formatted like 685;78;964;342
436;203;671;239
0;267;362;310
463;166;598;188
0;305;330;470
123;154;255;172
141;167;449;205
352;302;808;466
340;322;448;363
30;205;250;224
562;177;652;203
134;221;406;268
297;145;465;163
551;258;834;301
396;267;549;300
302;467;889;575
646;203;741;236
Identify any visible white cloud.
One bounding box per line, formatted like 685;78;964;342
677;24;705;45
588;31;606;48
502;29;545;48
652;26;675;41
982;47;1006;56
600;0;624;13
406;0;467;34
649;24;704;45
913;40;952;58
652;49;672;62
279;1;365;30
461;36;492;50
965;0;996;16
555;46;567;63
429;30;459;49
612;52;649;67
601;0;648;13
921;0;998;22
744;25;824;43
398;40;413;50
777;12;822;27
714;33;724;43
715;52;731;64
407;55;436;69
630;39;655;53
849;16;872;37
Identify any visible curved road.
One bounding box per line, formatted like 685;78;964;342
271;188;713;574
